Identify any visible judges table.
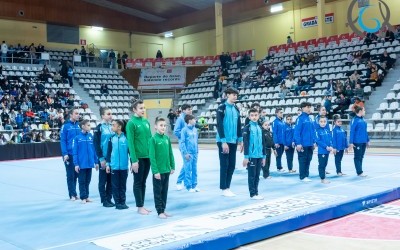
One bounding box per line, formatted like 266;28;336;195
0;142;61;161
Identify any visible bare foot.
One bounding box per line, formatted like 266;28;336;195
81;199;87;204
144;207;152;213
158;213;168;219
164;212;173;217
85;198;93;202
138;207;149;215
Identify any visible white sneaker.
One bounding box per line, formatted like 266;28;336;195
227;189;236;196
188;189;196;193
301;177;312;182
194;187;201;192
222;189;235;197
176;184;183;191
277;169;286;172
251;195;264;200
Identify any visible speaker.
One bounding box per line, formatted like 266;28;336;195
18;10;24;16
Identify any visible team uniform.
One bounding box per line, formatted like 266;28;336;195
179;124;199;191
332;125;348;174
272;116;285;171
283;122;295;171
315;125;333;180
349;115;369;175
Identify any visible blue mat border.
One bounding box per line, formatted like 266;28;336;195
174;187;400;250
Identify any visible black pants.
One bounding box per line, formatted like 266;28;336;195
153;173;170;215
285;147;295;171
334;150;344;174
318;154;329;179
354;143;366;175
275;144;284;169
64;154;78;198
133;158;151;207
298;146;314;180
247;158;262;197
78;168;92;200
217;142;237;190
261;149;272;178
111;169;128;205
98;168;112;203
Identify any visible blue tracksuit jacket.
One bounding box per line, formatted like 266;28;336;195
216;101;243;143
242;121;266;159
294;112;315;147
332;126;348;150
179;124;198;155
174;113;186;140
349;116;369;144
93;122;114;162
283;123;295;147
72;131;98;169
315;126;333;154
272;116;285;144
106;133;129;170
60;119;81;156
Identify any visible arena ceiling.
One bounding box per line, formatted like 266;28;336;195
0;0;337;37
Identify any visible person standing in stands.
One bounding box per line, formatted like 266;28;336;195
283;115;296;173
349;106;369;177
109;49;116;69
73;119;99;203
174;104;193;191
332;114;348;176
93;107;115;207
216;88;243;197
60;108;81;200
156;50;163;59
106;120;129;210
149;117;175;219
126;100;153;215
294;102;315;182
272;108;286;172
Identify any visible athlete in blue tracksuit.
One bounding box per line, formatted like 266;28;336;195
272;108;285;171
216;88;243;196
294;102;315;181
106;127;130;210
174;104;192;189
332;115;348;175
349;106;369;177
179;115;199;192
315;116;333;183
72;120;98;202
243;112;266;199
60;108;81;200
283;115;295;172
94;120;114;207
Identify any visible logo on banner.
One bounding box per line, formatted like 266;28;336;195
347;0;394;37
325;13;334;24
301;13;335;28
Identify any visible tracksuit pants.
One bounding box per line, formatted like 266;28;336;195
285;147;295;171
183;153;198;190
111;169;128;205
318;154;329;179
298;146;314;180
261;149;272;178
217;142;238;190
98;168;112;203
64;154;78;198
153;173;170;215
78;168;92;200
334;150;345;174
247;158;262;197
176;152;186;185
133;158;151;207
353;143;366;175
275;144;285;170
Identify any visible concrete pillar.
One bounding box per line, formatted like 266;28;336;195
317;0;326;38
215;1;224;54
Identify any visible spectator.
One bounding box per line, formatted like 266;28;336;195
117;53;122;69
380;50;395;70
80;46;87;67
333;93;350;115
43;121;50;130
323;95;333;119
385;29;395;42
284;75;297;90
349;70;361;85
109;49;116;69
293;52;301;67
287;36;293;44
361;49;371;63
122;51;128;69
100;83;109;95
278;84;290;99
232;74;242;89
0;133;7;145
167;109;177;131
1;41;8;63
156;50;163;59
10;131;21;144
353;83;364;100
67;62;74;87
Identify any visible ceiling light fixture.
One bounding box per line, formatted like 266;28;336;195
164;32;173;38
91;26;104;31
270;3;283;13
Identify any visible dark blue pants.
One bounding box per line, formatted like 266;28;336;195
275;144;284;169
78;168;92;200
133;158;151;207
318;154;329;179
153;173;170;215
247;158;262;197
261;149;272;178
98;168;112;203
298;146;314;180
353;143;366;175
334;150;344;174
111;169;128;205
217;142;237;190
64;155;78;198
285;147;295;171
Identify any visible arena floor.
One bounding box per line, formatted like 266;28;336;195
0;145;399;250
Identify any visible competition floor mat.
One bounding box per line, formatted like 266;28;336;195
0;148;399;250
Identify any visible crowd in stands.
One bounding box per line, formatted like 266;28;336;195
1;40;46;64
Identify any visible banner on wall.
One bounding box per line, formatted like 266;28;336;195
138;67;186;89
301;13;335;28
